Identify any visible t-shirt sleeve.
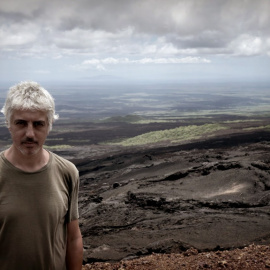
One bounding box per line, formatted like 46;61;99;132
67;168;80;223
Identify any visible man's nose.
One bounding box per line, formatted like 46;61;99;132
26;124;35;137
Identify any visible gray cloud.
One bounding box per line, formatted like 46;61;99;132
1;0;270;59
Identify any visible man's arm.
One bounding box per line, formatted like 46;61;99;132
66;219;83;270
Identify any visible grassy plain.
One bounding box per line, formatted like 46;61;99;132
109;123;228;146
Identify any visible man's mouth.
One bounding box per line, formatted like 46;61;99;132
22;140;38;146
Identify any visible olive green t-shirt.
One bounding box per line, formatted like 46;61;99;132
0;151;80;270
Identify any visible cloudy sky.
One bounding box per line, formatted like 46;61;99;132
0;0;270;87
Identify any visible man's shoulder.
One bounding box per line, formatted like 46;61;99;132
50;152;78;175
0;151;5;169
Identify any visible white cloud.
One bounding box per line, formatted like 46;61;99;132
0;23;39;48
267;38;270;57
75;56;211;73
82;56;211;67
102;57;122;64
136;57;211;64
230;35;264;56
96;64;106;71
83;59;101;65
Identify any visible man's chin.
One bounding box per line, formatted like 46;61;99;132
18;146;41;156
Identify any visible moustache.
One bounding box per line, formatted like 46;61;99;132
22;138;38;144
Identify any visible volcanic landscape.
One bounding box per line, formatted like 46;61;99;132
67;125;270;264
1;83;270;267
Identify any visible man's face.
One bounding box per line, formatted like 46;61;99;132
9;109;50;156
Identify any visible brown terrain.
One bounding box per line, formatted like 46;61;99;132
81;244;270;269
1;112;270;269
48;115;270;269
72;128;270;269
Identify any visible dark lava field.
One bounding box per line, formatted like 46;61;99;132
46;116;270;264
1;112;270;264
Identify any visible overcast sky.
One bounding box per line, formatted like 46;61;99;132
0;0;270;87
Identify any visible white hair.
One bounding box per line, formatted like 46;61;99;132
1;81;59;131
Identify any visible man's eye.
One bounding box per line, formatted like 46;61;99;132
15;121;26;126
34;121;45;127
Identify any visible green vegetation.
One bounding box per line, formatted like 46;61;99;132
224;120;258;124
109;123;228;146
100;114;179;124
46;138;64;141
69;140;91;143
243;125;270;131
100;115;144;123
44;145;72;150
133;119;176;124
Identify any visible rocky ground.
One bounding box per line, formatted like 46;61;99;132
82;244;270;269
64;130;270;267
1;117;270;269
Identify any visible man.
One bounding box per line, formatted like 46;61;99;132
0;81;83;269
